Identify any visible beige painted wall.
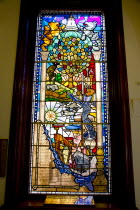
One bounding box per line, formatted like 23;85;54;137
0;0;20;206
0;0;140;208
122;0;140;209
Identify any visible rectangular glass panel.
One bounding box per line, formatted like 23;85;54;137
29;10;111;197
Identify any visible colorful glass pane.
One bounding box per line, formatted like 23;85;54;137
29;11;111;196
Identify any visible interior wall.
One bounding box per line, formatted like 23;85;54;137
0;0;140;208
0;0;20;206
122;0;140;209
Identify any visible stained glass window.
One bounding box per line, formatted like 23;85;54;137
29;10;111;200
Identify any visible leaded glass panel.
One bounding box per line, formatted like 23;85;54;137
29;11;111;199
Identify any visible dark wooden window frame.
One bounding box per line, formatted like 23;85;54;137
4;0;138;209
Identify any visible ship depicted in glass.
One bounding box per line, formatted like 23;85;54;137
29;11;111;197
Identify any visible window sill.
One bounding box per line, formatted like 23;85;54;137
1;200;138;210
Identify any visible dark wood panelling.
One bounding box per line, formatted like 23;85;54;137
0;139;8;177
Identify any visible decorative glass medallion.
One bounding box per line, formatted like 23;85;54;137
29;10;111;199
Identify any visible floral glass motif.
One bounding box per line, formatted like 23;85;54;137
29;11;111;196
